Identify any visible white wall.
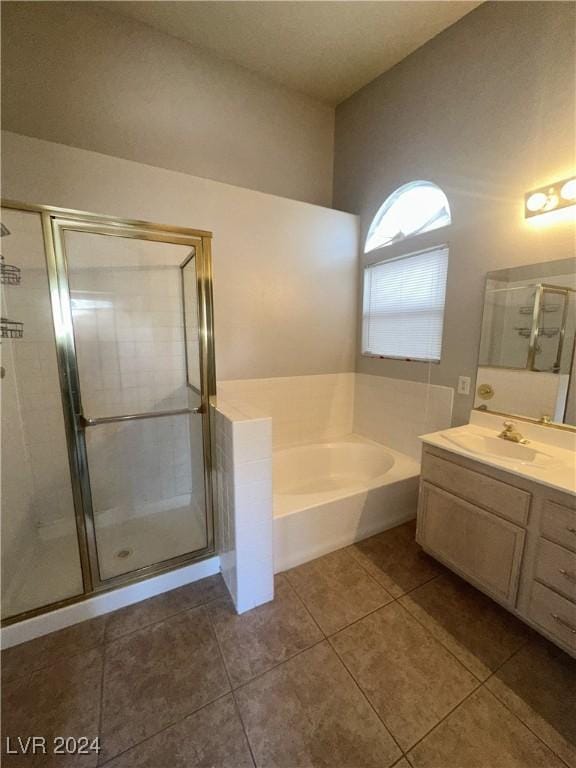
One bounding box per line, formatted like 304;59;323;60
1;2;334;207
2;132;359;382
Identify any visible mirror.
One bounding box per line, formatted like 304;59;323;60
475;257;576;427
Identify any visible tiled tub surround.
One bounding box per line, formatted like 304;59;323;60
217;373;356;450
218;373;453;458
217;373;454;572
213;400;274;613
2;521;572;768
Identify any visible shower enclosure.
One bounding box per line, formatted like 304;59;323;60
1;201;216;624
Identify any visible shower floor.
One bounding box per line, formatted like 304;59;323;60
2;496;207;620
95;495;207;579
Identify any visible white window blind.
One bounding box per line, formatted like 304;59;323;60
362;246;449;362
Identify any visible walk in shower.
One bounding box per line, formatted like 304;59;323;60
1;202;216;623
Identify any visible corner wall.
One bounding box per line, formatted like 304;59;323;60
334;1;576;425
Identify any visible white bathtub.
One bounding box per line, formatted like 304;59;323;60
273;435;420;571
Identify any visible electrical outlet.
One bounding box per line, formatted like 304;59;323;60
457;376;471;395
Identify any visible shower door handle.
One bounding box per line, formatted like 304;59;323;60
78;406;202;428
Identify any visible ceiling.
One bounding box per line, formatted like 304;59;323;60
102;1;483;105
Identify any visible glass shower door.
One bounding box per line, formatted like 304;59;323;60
1;207;84;619
62;227;211;583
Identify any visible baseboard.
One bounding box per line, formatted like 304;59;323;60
1;556;220;649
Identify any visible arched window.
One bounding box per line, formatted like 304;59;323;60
364;180;451;253
362;181;451;362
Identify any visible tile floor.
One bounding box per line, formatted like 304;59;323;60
2;520;575;767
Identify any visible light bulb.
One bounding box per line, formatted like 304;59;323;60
560;178;576;201
526;192;547;212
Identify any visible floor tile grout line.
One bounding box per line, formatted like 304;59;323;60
102;589;227;647
230;691;258;768
281;548;437;639
403;679;483;759
405;646;571;765
231;637;327;694
321;564;532;690
2;583;227;681
96;640;107;764
95;603;233;765
345;541;443;601
204;578;326;692
344;530;441;587
391;599;490;685
2;635;106;685
482;632;532;680
321;576;441;643
324;597;395;639
480;669;574;768
324;634;407;761
326;545;399;600
205;600;258;767
280;572;328;639
96;688;234;767
478;683;573;768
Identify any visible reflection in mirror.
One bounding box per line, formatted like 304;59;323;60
475;257;576;426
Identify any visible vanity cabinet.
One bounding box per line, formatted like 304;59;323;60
418;482;525;607
417;444;576;657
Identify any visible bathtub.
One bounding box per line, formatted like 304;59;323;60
273;435;420;572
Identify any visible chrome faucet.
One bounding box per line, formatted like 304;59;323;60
498;421;529;444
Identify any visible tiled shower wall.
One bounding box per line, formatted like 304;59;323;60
70;266;187;417
217;373;454;459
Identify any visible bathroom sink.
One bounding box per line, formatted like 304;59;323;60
440;432;558;469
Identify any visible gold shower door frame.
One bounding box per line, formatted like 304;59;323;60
1;200;217;624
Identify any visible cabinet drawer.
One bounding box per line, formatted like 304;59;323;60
541;500;576;553
417;482;525;607
535;538;576;602
421;452;531;526
528;581;576;653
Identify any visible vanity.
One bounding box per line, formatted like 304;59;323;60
417;255;576;656
418;414;576;657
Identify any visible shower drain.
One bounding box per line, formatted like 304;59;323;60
115;548;133;560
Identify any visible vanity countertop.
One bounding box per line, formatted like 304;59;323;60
420;423;576;497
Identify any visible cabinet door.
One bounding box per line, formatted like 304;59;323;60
417;482;526;607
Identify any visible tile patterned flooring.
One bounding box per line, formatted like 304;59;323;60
2;520;575;767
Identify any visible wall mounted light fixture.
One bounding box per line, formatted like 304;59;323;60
525;176;576;218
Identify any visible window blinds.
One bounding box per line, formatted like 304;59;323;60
362;246;449;362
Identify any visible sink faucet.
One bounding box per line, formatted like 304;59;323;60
498;421;529;444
